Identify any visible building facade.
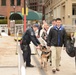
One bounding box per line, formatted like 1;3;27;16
0;0;24;18
28;0;44;13
44;0;76;25
0;0;45;20
0;0;25;35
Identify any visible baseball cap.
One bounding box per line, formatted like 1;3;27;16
33;24;39;28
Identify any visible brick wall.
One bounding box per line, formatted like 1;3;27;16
0;0;24;17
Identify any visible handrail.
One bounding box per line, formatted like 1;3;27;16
18;44;26;75
16;31;26;75
75;50;76;69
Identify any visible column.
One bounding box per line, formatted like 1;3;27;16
65;0;72;25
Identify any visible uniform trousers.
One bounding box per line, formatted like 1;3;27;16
23;44;31;66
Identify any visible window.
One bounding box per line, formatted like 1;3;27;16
10;0;14;6
72;5;76;15
39;0;42;3
17;0;21;6
1;0;6;6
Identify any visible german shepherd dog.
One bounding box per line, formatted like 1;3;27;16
40;46;51;71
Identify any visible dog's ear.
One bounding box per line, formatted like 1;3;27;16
42;46;47;49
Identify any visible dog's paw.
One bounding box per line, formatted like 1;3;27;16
40;66;43;69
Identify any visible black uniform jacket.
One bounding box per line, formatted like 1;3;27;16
21;27;40;46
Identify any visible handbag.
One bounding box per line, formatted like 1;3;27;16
66;39;75;57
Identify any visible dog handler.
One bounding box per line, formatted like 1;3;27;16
20;24;41;67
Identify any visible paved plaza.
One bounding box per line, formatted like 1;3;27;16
0;36;18;75
0;36;76;75
26;52;76;75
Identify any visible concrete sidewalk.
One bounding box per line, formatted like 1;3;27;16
0;36;18;75
26;50;76;75
0;36;76;75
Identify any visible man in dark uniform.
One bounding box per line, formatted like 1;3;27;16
20;24;41;67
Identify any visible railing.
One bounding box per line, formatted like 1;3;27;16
16;32;26;75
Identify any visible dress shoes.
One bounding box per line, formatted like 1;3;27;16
56;68;60;71
26;64;35;67
52;69;56;73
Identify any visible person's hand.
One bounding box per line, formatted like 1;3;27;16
47;46;50;49
39;44;42;47
36;45;41;49
36;35;40;38
47;46;51;51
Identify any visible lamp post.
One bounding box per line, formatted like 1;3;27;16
13;5;16;37
7;3;10;35
24;0;26;32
